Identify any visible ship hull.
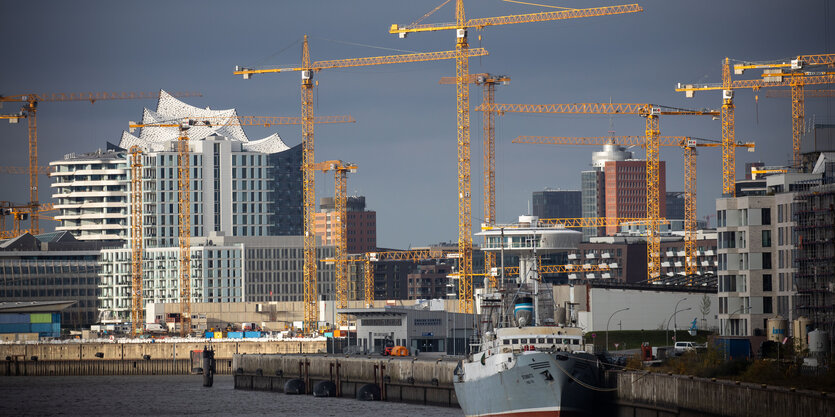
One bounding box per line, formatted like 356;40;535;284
454;351;601;417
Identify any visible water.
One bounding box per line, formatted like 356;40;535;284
0;375;464;417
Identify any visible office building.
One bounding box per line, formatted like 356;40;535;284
581;143;633;240
604;160;667;235
0;232;119;328
532;189;581;219
666;192;685;221
315;196;377;254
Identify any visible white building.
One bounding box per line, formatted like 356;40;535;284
49;149;129;241
98;241;245;322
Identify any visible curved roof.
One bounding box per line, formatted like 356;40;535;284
118;90;290;154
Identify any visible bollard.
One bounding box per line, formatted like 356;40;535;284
202;345;215;387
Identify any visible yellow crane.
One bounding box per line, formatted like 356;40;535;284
477;102;718;282
676;54;835;191
0;166;52;175
0;91;202;236
311;160;357;327
0;202;55;239
513;134;753;280
129;146;144;336
234;36;487;332
440;73;509;290
128;114;355;336
391;0;643;314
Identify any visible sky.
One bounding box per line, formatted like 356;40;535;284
1;0;833;249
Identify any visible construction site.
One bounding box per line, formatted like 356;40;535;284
0;0;834;402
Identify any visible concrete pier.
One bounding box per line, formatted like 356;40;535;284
232;354;460;407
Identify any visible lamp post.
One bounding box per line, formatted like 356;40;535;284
667;307;692;347
606;307;629;352
673;297;687;343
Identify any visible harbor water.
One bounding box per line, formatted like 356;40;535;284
0;375;465;416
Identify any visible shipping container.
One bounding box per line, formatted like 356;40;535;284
244;331;261;338
227;332;243;339
205;332;214;338
31;323;54;334
0;313;30;324
213;332;223;339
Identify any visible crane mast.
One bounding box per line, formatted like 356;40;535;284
311;160;357;328
129;146;144;336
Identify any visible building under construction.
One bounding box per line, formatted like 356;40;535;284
793;152;835;336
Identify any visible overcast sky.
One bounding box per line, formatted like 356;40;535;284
1;0;833;249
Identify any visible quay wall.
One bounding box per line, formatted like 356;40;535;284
0;340;325;362
233;354;460;407
615;371;835;417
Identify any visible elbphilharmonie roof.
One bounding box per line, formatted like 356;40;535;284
118;90;290;154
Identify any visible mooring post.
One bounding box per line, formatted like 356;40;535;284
202;345;215;387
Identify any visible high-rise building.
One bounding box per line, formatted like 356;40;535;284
666;192;685;221
603;160;667;235
407;260;455;300
531;189;581;219
269;143;303;236
315;196;376;254
581;144;633;240
50;149;129;241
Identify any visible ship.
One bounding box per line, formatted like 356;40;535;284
453;216;605;417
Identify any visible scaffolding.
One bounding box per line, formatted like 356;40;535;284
793;182;835;337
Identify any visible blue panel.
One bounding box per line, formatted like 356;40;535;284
0;323;31;333
52;313;61;323
205;332;214;338
0;314;30;324
31;323;53;333
227;332;243;339
244;331;261;338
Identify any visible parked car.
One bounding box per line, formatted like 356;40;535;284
674;341;696;355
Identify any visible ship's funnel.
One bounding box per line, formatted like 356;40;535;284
514;297;534;327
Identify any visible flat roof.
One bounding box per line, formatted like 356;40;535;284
0;300;76;313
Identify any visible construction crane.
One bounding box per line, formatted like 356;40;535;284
129;146;144;336
234;36;488;331
0;202;55;239
0;91;201;236
391;1;642;314
128;114;355;335
477;102;718;282
311;160;357;327
512;134;753;280
676;54;835;189
439;73;509;290
0;166;52;175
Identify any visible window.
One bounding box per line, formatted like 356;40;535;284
762;230;772;248
762;252;772;269
763;296;773;314
763;274;772;292
761;208;771;225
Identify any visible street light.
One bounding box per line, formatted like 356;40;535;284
672;297;687;343
667;307;692;347
606;307;630;352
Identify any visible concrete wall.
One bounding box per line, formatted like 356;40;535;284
616;371;834;417
233;354;459;406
